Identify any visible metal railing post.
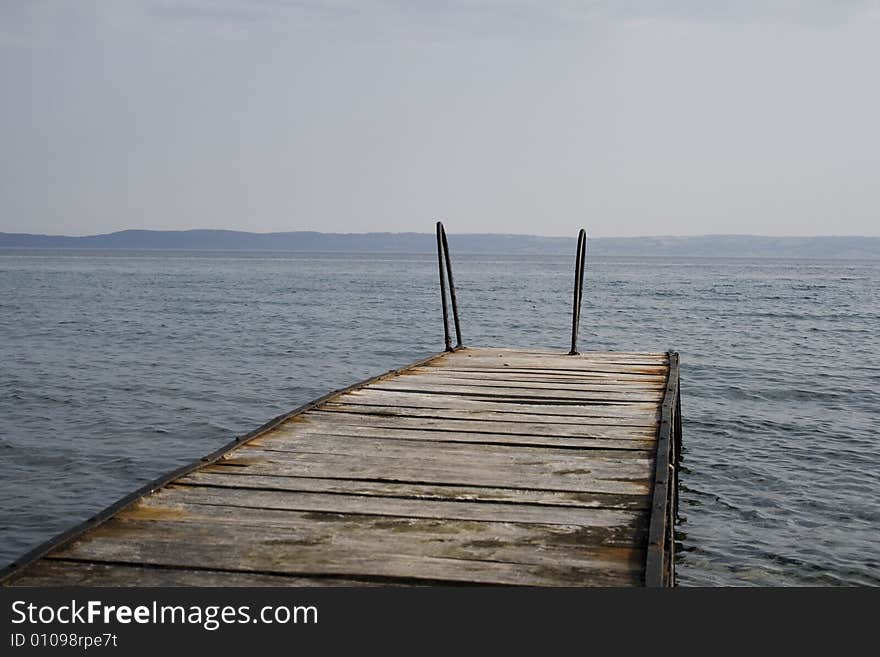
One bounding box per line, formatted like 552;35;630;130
568;228;587;355
436;221;462;351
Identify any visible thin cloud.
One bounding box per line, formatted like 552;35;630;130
3;1;876;48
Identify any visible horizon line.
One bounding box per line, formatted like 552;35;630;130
3;228;880;240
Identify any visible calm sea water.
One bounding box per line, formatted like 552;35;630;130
1;250;878;586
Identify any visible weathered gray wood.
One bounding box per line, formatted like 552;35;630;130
461;349;664;356
49;506;644;585
279;412;657;441
409;367;668;383
318;403;659;427
425;364;667;378
210;452;652;495
378;376;663;391
264;422;655;450
47;545;642;586
333;392;659;415
241;435;654;465
444;349;667;363
230;444;654;480
429;363;666;376
434;351;667;369
5;349;670;588
402;371;667;388
144;485;646;528
371;381;664;402
427;363;669;377
403;366;667;380
181;471;652;510
7;560;390;587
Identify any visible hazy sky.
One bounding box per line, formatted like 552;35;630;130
2;1;878;237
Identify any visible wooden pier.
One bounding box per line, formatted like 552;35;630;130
1;347;681;587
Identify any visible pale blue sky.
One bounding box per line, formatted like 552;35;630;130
2;1;879;237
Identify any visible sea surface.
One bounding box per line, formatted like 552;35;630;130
1;250;878;586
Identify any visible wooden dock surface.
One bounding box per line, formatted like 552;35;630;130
2;348;681;587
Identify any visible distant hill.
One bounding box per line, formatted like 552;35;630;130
1;229;879;258
0;230;570;254
591;235;880;258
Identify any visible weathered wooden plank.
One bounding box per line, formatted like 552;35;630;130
444;349;667;363
49;507;644;585
172;479;654;519
427;363;669;377
400;358;667;376
425;365;668;378
318;403;659;427
430;362;666;374
409;367;668;383
436;352;667;368
233;443;653;478
474;350;664;357
370;381;664;402
384;384;664;399
368;381;663;407
128;495;644;541
459;349;664;356
404;365;667;379
333;391;660;415
263;422;655;450
374;377;663;393
7;560;390;587
181;471;652;510
210;452;652;495
54;496;645;574
402;370;668;387
281;412;657;441
241;435;654;466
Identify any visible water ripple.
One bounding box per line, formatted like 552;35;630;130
0;251;878;586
